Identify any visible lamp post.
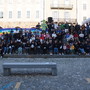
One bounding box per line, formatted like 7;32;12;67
76;0;78;23
58;0;59;22
43;0;45;20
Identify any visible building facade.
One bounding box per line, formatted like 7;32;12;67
76;0;90;24
0;0;90;28
44;0;77;23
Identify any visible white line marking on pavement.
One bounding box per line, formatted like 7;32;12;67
85;78;90;83
13;82;21;90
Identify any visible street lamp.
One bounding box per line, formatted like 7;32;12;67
58;0;59;22
76;0;78;23
43;0;45;20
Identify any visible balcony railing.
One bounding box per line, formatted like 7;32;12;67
53;18;77;23
51;4;73;10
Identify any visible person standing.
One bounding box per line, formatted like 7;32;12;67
36;23;41;29
41;20;48;32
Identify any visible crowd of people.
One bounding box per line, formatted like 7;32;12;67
0;21;90;57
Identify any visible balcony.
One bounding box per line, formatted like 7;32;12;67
51;4;73;10
53;18;77;23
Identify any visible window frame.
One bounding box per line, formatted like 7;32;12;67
0;11;3;18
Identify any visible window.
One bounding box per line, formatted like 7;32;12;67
64;12;70;21
65;0;70;5
36;11;39;19
64;12;69;18
18;11;21;18
36;1;40;4
16;0;22;4
53;11;58;18
18;0;22;3
0;0;3;4
9;0;13;4
27;11;30;18
52;0;58;7
83;17;86;21
83;4;86;10
52;11;59;21
0;11;3;18
9;11;12;18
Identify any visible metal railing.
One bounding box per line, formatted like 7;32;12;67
51;4;73;10
53;18;77;23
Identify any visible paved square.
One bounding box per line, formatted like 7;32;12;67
0;58;90;90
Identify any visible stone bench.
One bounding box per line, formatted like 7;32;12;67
3;63;57;76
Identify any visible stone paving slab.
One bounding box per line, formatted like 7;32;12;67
0;58;90;90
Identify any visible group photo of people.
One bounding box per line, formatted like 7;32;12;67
0;20;90;57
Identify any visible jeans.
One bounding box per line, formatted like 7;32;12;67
79;48;85;54
54;48;58;54
8;48;12;54
3;47;9;54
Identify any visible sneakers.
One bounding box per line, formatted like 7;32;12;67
62;53;64;55
50;53;53;55
59;53;61;55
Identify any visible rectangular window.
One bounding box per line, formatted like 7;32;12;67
9;11;12;18
0;0;3;4
83;4;86;10
36;11;39;19
64;12;69;18
17;0;22;4
65;0;70;5
64;12;70;21
0;11;3;18
27;11;30;18
18;11;21;18
52;11;58;21
83;17;86;21
53;11;58;18
9;0;13;4
52;0;58;7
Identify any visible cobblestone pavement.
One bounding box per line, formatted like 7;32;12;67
0;58;90;90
